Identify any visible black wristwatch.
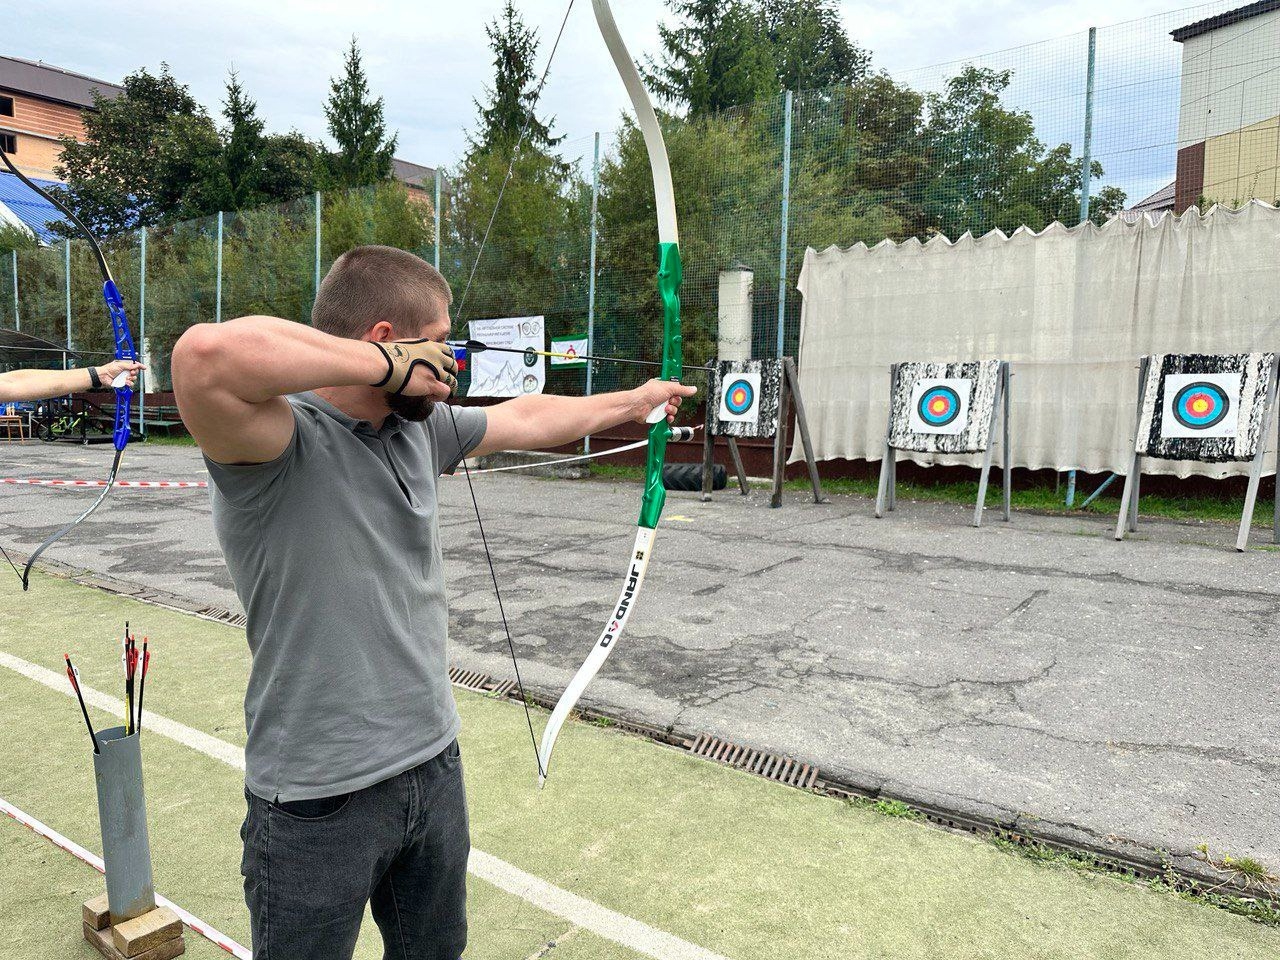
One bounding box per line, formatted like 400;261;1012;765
88;367;102;389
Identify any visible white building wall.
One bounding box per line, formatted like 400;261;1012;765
1177;8;1280;146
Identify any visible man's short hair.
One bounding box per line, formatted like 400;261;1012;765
311;245;453;339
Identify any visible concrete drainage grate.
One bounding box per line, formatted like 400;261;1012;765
447;666;515;697
687;733;819;789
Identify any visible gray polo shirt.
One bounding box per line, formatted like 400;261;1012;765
204;392;487;802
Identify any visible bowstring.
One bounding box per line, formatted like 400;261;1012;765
448;0;576;779
0;542;22;584
447;408;545;780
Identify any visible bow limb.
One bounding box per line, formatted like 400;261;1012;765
536;0;684;785
0;149;138;589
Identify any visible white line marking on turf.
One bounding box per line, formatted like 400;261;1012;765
470;851;728;960
0;652;246;770
0;650;733;960
0;796;251;959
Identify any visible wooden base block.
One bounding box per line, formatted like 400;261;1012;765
83;894;111;931
81;901;185;960
113;906;183;957
84;922;185;960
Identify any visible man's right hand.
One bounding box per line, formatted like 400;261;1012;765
372;340;458;399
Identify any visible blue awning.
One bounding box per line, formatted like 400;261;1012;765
0;170;72;243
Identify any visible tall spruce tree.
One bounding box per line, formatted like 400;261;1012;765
450;0;574;320
322;38;397;188
763;0;869;90
471;1;563;155
220;71;319;210
646;0;777;115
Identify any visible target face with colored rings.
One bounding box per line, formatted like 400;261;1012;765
718;370;762;424
1159;372;1241;440
1171;381;1230;430
906;377;972;435
917;386;961;427
725;379;754;415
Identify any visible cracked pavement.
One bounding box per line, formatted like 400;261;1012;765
2;442;1276;872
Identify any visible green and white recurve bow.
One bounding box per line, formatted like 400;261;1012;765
536;0;684;786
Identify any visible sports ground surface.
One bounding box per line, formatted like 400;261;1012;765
1;441;1278;957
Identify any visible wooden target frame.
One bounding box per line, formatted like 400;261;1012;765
1115;354;1280;551
700;357;825;509
875;360;1012;528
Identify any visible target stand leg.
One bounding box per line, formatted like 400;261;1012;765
783;357;827;504
1001;362;1012;522
1237;356;1280;552
870;442;890;519
700;428;715;502
1115;358;1150;541
725;437;750;496
875;364;898;518
875;443;893;518
1274;367;1280;544
1114;455;1140;541
973;368;1005;528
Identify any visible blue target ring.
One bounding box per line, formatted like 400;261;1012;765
917;385;961;428
724;378;755;416
1172;381;1230;430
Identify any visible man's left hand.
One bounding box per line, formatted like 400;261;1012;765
631;379;697;424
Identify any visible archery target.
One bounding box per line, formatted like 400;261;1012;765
719;372;761;424
1161;373;1240;439
908;378;972;435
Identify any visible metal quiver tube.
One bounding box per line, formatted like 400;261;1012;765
92;725;156;924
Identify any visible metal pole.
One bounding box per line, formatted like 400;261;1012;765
214;210;224;323
1066;27;1097;508
314;191;323;302
433;169;442;271
64;239;71;369
585;132;601;455
138;227;147;437
776;90;794;360
11;249;18;331
1078;27;1097;226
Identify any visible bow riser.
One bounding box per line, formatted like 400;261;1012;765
103;279;138;450
639;242;683;529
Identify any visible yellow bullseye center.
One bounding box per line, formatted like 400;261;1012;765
929;399;948;413
1189;396;1210;415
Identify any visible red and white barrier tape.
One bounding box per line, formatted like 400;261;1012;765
2;478;208;488
0;795;251;959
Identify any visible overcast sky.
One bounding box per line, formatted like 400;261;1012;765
12;0;1222;193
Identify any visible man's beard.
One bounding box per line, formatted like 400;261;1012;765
387;394;436;422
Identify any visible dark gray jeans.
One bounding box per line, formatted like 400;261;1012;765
241;740;469;960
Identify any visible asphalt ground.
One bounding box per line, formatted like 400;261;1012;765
0;440;1276;882
1;571;1277;958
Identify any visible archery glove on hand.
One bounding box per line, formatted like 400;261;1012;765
372;340;459;397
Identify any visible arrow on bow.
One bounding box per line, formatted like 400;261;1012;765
444;0;687;787
464;339;712;374
0;149;139;590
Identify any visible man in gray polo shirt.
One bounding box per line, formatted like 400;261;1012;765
171;245;694;960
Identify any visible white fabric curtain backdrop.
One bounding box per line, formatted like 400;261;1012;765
792;201;1280;478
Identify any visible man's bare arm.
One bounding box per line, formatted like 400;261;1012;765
0;360;144;403
470;380;697;458
171;317;446;465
